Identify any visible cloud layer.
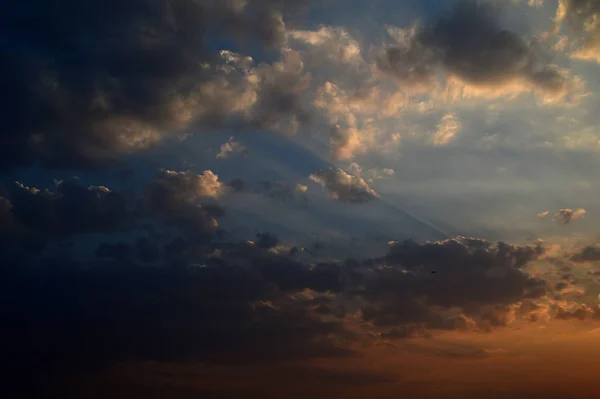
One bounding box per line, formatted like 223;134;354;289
4;1;600;396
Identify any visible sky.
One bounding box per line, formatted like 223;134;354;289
3;0;600;397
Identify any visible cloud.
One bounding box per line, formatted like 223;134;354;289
433;113;461;145
244;50;314;135
140;169;226;239
571;245;600;262
288;26;364;67
329;124;374;160
0;0;312;172
148;169;225;200
555;302;600;320
309;168;379;203
0;169;229;254
554;0;600;63
377;0;568;97
6;189;600;393
7;180;137;242
313;82;379;160
217;137;248;159
357;237;547;331
0;259;346;386
555;208;586;224
296;184;309;192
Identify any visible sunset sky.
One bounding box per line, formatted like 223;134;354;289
3;0;600;398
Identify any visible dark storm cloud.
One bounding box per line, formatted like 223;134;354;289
5;180;137;247
0;261;346;389
2;228;347;385
0;0;309;172
309;168;379;204
357;237;546;330
0;169;226;253
1;171;592;390
377;0;566;92
0;215;582;393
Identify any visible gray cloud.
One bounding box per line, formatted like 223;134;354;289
0;0;310;172
555;208;586;224
378;0;566;93
0;169;227;254
358;237;546;330
571;244;600;262
225;178;310;206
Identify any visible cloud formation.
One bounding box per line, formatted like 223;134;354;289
217;137;248;159
309;168;379;203
0;0;312;172
555;0;600;62
555;208;586;224
359;237;546;332
378;0;567;95
0;169;229;255
5;1;600;396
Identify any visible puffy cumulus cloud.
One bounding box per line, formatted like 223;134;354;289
245;50;314;135
313;82;380;160
288;27;363;67
140;169;226;238
216;136;248;159
554;0;600;63
309;168;379;203
271;2;587;161
433;113;461;145
346;162;396;184
555;207;586;224
377;0;569;99
148;169;225;200
288;28;411;160
329;124;375;160
358;237;547;332
0;0;313;172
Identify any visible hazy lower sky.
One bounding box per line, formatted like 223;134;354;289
3;1;600;398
